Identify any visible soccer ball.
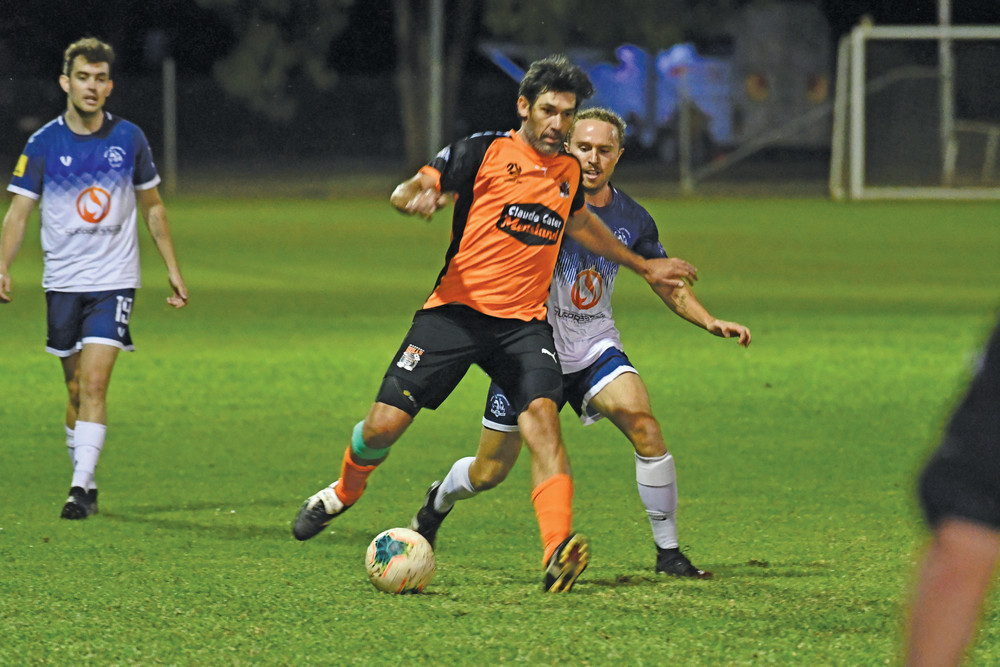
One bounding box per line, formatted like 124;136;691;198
365;527;435;594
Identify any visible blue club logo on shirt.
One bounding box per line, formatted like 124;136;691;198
104;146;126;169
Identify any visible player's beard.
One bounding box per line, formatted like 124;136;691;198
524;124;564;156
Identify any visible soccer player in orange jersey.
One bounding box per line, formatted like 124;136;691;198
292;56;697;592
409;108;750;579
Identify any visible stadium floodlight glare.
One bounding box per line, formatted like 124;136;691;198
830;23;1000;200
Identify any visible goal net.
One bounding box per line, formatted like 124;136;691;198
830;24;1000;200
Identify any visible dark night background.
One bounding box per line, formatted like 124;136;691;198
2;1;999;184
2;1;998;76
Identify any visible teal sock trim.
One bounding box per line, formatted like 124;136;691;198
351;421;390;461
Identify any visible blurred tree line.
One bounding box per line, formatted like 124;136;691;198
193;0;751;168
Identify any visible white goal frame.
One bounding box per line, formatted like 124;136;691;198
830;23;1000;200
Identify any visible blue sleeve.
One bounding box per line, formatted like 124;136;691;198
132;126;159;187
633;209;667;260
8;134;46;196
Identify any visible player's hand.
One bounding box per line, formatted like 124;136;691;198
0;273;11;304
643;257;698;288
167;274;188;309
406;188;449;220
707;320;751;347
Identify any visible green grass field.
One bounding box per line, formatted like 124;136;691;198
2;193;998;665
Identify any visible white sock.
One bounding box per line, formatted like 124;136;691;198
71;421;106;491
635;452;679;550
66;424;76;467
437;456;479;512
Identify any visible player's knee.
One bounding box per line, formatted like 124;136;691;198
362;405;412;450
64;377;80;406
623;412;665;457
78;373;110;402
469;457;513;491
519;397;560;432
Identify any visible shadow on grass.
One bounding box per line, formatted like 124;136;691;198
585;560;832;588
711;559;833;579
96;497;376;544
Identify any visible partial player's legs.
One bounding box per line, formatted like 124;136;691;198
293;403;411;540
47;290;133;520
58;343;119;519
519;397;571;556
410;426;522;547
294;306;476;541
60;351;81;464
589;370;710;578
906;519;1000;667
518;397;588;591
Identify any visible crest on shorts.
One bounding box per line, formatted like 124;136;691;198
396;344;424;371
489;392;512;418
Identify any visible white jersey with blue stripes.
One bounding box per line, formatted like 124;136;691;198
7;112;160;292
547;185;667;373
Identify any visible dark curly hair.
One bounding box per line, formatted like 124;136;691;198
518;55;594;110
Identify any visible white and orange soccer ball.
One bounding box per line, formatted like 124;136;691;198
365;527;435;594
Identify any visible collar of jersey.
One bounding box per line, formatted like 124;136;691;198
509;129;567;163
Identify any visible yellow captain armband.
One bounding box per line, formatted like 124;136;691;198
13;155;28;178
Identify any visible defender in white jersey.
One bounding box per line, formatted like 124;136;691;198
0;38;188;519
411;108;751;577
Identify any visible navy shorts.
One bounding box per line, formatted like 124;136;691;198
376;304;563;418
918;321;1000;530
483;346;638;431
46;289;136;357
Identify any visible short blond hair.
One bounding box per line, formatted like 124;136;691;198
571;107;627;149
63;37;115;76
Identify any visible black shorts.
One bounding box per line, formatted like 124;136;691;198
482;346;638;430
918;321;1000;530
376;304;563;417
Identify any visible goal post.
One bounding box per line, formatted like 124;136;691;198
830;23;1000;200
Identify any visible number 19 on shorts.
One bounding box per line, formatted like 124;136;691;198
115;295;133;325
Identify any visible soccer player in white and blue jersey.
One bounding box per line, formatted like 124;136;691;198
411;108;751;577
0;37;188;519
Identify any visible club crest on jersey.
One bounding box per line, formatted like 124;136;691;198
496;202;563;246
559;181;570;198
570;269;603;309
396;344;424;371
104;146;126;169
489;391;512;418
77;187;112;224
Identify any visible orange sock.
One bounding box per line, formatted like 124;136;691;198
531;473;573;564
334;447;378;506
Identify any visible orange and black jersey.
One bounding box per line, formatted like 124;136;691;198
420;130;586;321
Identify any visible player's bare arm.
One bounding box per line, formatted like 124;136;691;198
137;187;188;309
565;207;697;288
390;172;450;220
653;282;751;347
0;194;37;304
